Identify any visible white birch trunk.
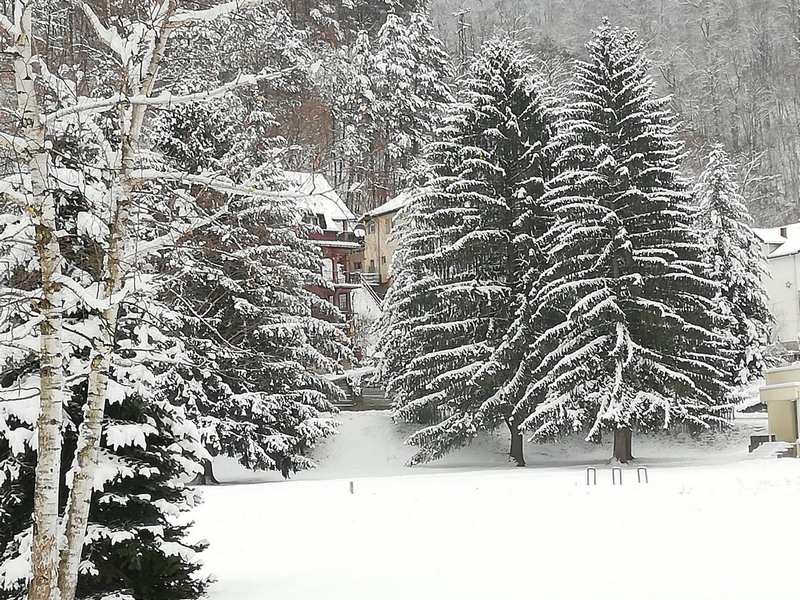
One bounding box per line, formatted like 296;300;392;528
57;7;175;599
57;3;281;596
12;4;66;600
56;178;128;600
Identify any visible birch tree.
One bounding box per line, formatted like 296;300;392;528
1;5;65;600
1;2;305;599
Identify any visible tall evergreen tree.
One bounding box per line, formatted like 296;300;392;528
316;7;454;211
503;21;732;463
0;304;209;600
377;37;556;466
694;144;774;383
369;10;454;198
149;88;353;481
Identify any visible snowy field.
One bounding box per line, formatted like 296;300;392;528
192;411;800;600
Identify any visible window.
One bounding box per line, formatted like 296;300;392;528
384;220;392;234
338;293;349;312
368;222;377;234
321;258;334;282
354;262;362;271
316;214;327;230
369;259;376;272
381;256;387;265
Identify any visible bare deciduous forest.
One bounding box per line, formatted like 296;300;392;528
430;0;800;225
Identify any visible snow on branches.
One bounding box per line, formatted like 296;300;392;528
378;21;748;467
0;2;317;600
491;21;733;462
693;144;773;383
378;37;557;467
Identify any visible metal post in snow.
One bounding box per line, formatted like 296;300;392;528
611;467;623;485
586;467;597;486
637;467;649;484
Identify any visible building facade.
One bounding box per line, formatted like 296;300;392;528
360;193;410;286
287;171;362;321
754;223;800;348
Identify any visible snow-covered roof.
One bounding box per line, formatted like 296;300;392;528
770;240;800;258
285;171;356;232
753;222;800;258
753;227;787;246
365;192;412;219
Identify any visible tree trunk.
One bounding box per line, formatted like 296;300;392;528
30;221;64;600
58;155;136;600
58;94;142;598
57;304;117;600
190;459;221;486
509;420;525;467
14;6;66;600
613;427;634;463
58;8;176;599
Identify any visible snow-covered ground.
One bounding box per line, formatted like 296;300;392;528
193;411;800;600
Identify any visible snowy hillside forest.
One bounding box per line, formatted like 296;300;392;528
0;1;785;600
433;0;800;226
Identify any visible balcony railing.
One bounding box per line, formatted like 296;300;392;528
312;230;362;244
348;271;380;285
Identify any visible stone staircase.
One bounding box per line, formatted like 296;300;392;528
333;383;391;412
359;385;392;410
327;367;392;411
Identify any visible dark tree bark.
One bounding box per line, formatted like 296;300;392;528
190;459;220;486
508;420;525;467
613;427;634;463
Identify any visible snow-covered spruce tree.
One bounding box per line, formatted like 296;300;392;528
148;80;352;480
3;2;319;598
68;299;208;600
694;144;773;384
0;319;209;600
506;21;732;463
317;7;453;211
377;37;556;466
369;9;454;198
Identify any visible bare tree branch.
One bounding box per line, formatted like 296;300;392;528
43;66;297;124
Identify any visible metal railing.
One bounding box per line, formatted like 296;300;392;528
356;272;384;308
361;272;381;285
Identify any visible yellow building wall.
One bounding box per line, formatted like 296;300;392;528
363;212;400;284
760;378;800;444
765;366;800;385
767;400;799;443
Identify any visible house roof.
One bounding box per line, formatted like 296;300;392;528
364;192;412;219
285;171;356;229
754;222;800;258
753;227;787;245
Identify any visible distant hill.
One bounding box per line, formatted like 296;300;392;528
431;0;800;226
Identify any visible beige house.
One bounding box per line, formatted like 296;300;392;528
360;193;410;285
759;365;800;453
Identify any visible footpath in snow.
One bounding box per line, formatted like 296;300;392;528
193;411;799;600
